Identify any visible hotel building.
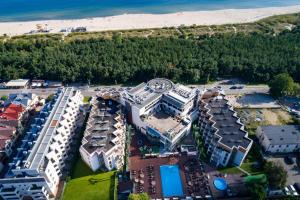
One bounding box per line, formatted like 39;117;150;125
121;78;200;150
0;87;83;200
80;97;126;171
198;88;252;167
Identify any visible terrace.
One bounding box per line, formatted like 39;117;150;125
200;95;252;150
129;132;211;199
144;111;186;140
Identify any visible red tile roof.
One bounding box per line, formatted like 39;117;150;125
0;104;24;120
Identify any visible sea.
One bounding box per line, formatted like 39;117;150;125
1;0;300;22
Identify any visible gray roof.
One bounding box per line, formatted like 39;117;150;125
81;98;123;154
259;125;300;145
26;87;74;169
202;96;252;149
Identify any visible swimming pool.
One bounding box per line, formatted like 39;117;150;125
160;165;184;197
213;178;228;191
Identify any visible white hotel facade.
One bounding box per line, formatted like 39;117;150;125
0;88;83;200
121;78;200;150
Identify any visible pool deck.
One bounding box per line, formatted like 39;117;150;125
129;132;210;199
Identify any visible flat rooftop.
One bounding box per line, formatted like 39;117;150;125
124;78;198;109
5;79;29;87
165;84;196;105
203;95;252;150
144;111;186;140
259;125;300;145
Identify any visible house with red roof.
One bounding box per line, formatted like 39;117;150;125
0;104;25;127
0;103;25;172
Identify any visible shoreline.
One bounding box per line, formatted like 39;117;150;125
1;5;300;36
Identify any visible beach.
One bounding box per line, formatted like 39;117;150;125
1;5;300;36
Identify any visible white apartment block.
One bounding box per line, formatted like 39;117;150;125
0;87;83;200
121;78;200;150
256;125;300;154
80;97;126;172
198;88;252;167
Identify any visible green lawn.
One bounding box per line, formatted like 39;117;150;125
71;158;98;179
218;166;242;174
240;162;263;175
63;159;117;200
218;162;263;175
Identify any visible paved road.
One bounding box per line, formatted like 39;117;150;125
0;84;269;97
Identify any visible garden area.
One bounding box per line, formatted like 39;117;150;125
62;159;117;200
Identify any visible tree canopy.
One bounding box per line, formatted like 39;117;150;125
264;161;287;189
269;73;299;97
0;26;300;85
245;174;267;200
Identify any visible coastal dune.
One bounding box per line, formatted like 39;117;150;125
1;5;300;36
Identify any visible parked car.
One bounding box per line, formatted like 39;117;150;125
288;185;299;196
230;85;237;89
284;156;294;165
294;183;300;193
284;187;292;195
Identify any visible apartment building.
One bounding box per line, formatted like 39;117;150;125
80;97;126;171
0;87;83;200
121;78;200;150
198;88;252;167
256;125;300;154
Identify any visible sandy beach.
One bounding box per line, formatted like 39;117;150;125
1;5;300;36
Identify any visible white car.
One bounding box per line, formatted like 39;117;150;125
288;185;299;196
284;187;292;195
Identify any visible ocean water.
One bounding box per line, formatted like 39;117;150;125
0;0;300;22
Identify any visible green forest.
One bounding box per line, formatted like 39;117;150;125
1;16;300;85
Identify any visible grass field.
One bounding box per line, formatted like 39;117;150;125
63;159;117;200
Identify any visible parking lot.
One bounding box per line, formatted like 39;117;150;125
268;157;300;185
227;93;280;108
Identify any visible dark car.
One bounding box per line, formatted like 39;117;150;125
294;183;300;193
230;86;237;89
284;156;294;165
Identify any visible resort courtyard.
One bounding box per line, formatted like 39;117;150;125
129;132;211;199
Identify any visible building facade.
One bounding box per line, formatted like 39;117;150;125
198;88;252;167
0;87;83;200
121;78;200;150
256;125;300;154
80;97;126;172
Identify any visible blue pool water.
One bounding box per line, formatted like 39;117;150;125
213;178;228;191
0;0;300;22
160;165;184;197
